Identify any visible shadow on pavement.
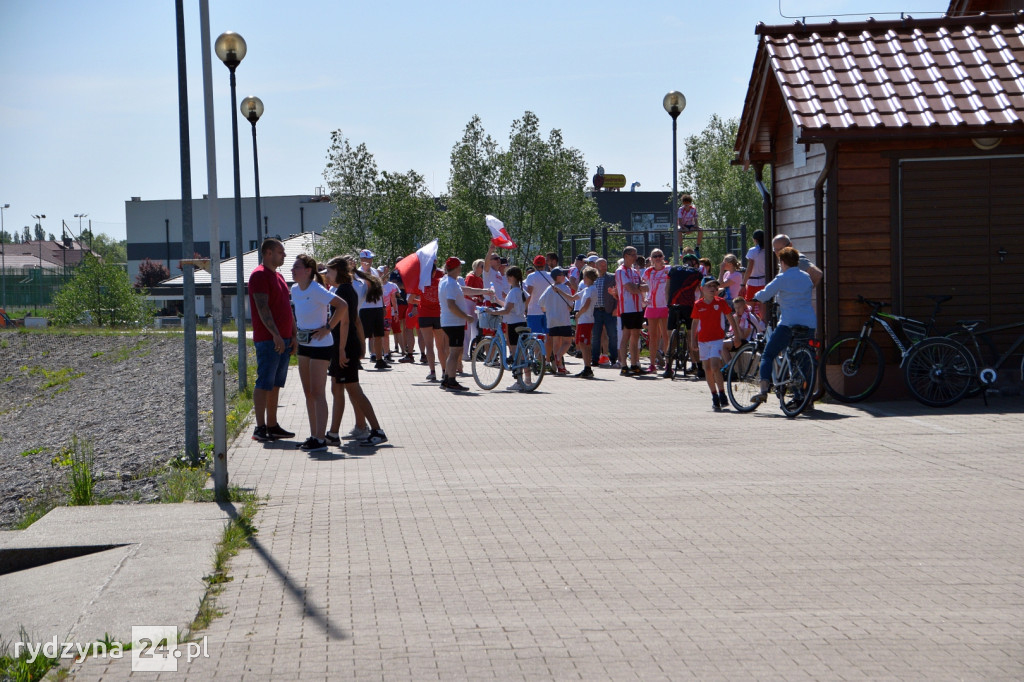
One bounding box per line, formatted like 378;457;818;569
851;394;1024;418
218;501;348;641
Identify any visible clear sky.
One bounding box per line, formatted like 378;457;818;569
1;0;948;241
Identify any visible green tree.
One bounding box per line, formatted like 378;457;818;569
22;226;31;242
678;114;768;263
0;229;10;244
33;223;45;241
370;170;436;265
438;115;500;263
80;230;128;263
320;130;379;256
51;254;152;327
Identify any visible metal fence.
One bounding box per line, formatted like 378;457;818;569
557;225;750;265
0;269;73;309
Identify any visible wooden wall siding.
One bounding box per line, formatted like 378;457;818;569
835;147;892;343
773;119;826;261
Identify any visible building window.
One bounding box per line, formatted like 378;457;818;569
220;241;231;259
249;240;258;252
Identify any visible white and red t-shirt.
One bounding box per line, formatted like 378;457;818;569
692;296;732;343
614;265;643;315
643;266;670;309
678;204;698;227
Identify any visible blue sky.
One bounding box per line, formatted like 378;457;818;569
0;0;948;241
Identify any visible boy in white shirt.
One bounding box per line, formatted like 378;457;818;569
550;266;598;378
538;268;574;375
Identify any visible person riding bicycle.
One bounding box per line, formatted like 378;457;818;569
751;246;816;404
662;253;703;378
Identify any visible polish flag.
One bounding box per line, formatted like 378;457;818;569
485;215;517;249
394;239;438;294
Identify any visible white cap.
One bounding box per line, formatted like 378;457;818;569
586;255;599;263
359;249;375;259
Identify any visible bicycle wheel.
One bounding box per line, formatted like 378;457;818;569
726;343;763;412
471;338;504;390
823;334;884;402
778;345;816;418
945;330;991;397
520;338;546;392
903;337;975;407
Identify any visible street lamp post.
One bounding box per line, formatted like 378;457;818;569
241;96;265;264
31;214;46;312
74;213;88;249
663;91;686;265
215;31;248;391
1;204;9;310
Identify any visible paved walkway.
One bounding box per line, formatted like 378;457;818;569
74;356;1023;680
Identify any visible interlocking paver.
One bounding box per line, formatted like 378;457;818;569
69;358;1024;680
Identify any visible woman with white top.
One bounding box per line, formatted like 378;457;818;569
742;229;767;315
290;253;348;452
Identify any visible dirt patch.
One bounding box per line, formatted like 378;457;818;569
0;330;244;528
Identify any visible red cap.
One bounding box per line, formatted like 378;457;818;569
444;256;463;271
533;254;546;267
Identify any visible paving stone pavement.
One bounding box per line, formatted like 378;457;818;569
71;356;1023;680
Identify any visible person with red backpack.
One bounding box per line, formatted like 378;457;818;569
662;252;703;379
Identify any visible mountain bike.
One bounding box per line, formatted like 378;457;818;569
471;308;546;392
905;318;1024;407
822;294;952;402
726;324;819;418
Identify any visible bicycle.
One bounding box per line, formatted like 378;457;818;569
664;306;699;379
905;318;1024;407
822;294;952;403
470;307;547;392
726;324;819;418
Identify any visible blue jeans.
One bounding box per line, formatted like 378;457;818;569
254;338;293;390
759;325;792;383
591;308;618;364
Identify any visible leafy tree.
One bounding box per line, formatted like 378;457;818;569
22;226;31;242
12;232;21;244
0;229;10;244
370;170;436;264
48;233;56;241
134;257;171;289
80;230;128;262
51;254;153;327
678;114;767;260
320;131;379;256
33;223;45;241
438;115;500;262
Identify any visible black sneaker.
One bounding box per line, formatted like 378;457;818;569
369;354;377;362
359;429;388;447
439;378;450;390
399;354;414;363
712;395;722;412
576;367;594;378
299;437;327;452
374;359;389;370
447;380;469;391
252;425;270;442
718;393;729;410
662;368;674;379
266;424;295;440
324;432;341;446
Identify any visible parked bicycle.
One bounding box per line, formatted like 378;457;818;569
726;323;819;418
471;307;547;392
904;318;1024;407
822;294;952;402
664;305;700;379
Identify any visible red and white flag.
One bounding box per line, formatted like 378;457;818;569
485;215;517;249
394;239;438;294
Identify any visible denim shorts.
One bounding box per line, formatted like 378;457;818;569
254;338;292;390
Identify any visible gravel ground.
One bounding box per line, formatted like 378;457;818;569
0;329;244;528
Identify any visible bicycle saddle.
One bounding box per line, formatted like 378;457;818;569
957;320;983;331
514;326;530;334
927;294;953;303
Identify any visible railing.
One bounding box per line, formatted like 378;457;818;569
557;224;750;265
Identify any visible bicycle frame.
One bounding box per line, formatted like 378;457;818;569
486;325;545;372
958;320;1024;385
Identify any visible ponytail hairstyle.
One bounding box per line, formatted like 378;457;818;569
505;266;524;287
295;253;324;286
353;267;383;303
324;256;352;285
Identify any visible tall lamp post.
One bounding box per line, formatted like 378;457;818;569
31;214;46;311
241;96;264;264
215;30;248;391
1;203;9;310
663;91;686;265
74;213;88;249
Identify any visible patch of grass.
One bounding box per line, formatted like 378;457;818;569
108;338;150;363
90;350;104;358
186;487;260;637
12;492;60;530
0;627;60;682
50;436;96;506
20;447;47;457
159;467;209;503
20;366;85;390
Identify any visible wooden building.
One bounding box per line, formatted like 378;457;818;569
734;1;1024;392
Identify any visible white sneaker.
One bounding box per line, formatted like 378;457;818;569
344;426;371;440
505;382;526;392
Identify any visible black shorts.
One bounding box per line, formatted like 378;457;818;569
360;307;386;338
332;359;361;384
621;311;644;330
297;344;333;361
668;305;693;331
443;325;466;347
547;325;573;337
507;324;524;347
418;316;441;329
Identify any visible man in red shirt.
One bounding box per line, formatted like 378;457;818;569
691;277;741;411
248;238;296;442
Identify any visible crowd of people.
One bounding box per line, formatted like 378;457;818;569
245;226;820;451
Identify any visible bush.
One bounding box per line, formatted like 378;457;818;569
51;254;153;327
135;257;171;289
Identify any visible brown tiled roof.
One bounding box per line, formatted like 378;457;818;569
735;12;1024;164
